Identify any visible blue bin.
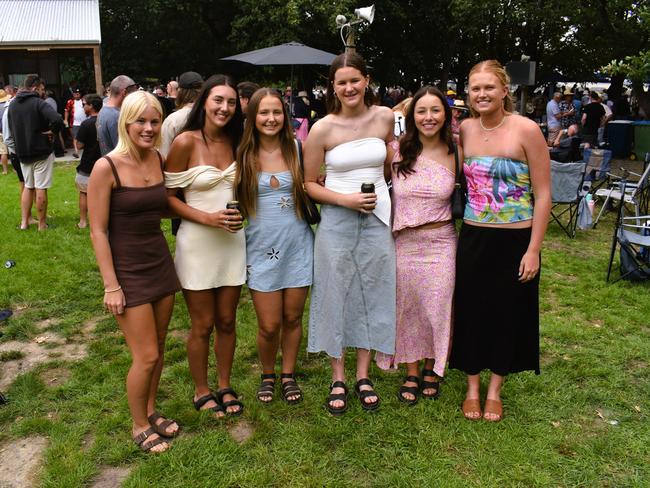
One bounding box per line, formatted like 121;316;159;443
607;120;634;158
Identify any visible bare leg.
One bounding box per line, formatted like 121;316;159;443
184;289;223;417
20;187;34;229
463;374;481;420
35;189;47;230
279;287;308;401
355;349;378;405
116;303;169;452
400;361;420;402
329;355;346;409
484;373;504;421
145;294;178;436
251;289;282;377
213;286;242;413
78;191;88;228
421;358;439;397
1;154;7;174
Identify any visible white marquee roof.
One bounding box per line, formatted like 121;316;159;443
0;0;101;46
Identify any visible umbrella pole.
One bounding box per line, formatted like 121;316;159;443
290;64;294;117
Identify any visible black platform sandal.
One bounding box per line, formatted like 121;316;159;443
257;373;276;403
398;375;420;405
325;381;348;416
420;368;440;400
193;392;226;417
216;387;244;416
355;378;380;411
280;373;303;405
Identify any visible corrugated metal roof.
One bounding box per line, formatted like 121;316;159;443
0;0;101;46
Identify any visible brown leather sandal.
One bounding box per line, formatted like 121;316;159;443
462;398;482;421
483;399;503;422
133;427;169;453
147;411;180;438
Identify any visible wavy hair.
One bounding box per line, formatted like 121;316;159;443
114;91;163;160
181;74;243;154
393;86;454;179
468;60;514;117
235;88;309;220
326;52;374;114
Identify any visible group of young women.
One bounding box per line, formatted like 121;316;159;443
88;54;550;453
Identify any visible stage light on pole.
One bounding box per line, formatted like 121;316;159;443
336;5;375;54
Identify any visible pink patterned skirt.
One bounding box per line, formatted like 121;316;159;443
376;223;456;376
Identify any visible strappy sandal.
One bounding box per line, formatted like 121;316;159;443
355;378;380;411
398;375;420;406
325;380;348;416
280;373;303;405
216;387;244;416
132;427;169;453
420;368;440;400
147;411;180;438
257;373;276;403
462;398;482;421
193;392;226;417
483;399;503;422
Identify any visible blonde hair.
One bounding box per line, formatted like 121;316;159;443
392;97;413;114
114;91;163;160
235;89;309;219
468;60;514;117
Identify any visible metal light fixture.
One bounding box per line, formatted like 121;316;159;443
336;5;375;53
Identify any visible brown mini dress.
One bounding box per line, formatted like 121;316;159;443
105;154;181;308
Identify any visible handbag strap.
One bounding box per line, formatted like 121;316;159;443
453;143;460;186
296;139;303;169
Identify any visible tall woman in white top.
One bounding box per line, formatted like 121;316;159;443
165;75;246;417
304;53;396;415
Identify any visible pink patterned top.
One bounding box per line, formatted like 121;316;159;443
390;140;455;232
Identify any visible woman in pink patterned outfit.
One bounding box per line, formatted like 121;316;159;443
376;86;459;404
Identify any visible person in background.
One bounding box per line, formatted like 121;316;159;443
97;75;137;156
160;72;203;158
237;81;260;118
545;92;562;146
449;60;551;423
235;88;314;405
7;74;63;230
581;91;605;148
558;90;577;129
0;89;9;174
166;79;178;107
65;89;87;157
392;97;412;138
446;89;457;107
73;93;102;228
88;91;181;453
451;99;469;143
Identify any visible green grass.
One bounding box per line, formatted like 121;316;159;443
0;162;649;488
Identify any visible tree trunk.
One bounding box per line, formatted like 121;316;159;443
632;79;650;120
608;73;625;101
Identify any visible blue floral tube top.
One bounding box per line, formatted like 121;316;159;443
463;156;534;224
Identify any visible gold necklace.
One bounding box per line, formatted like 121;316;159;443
479;115;506;141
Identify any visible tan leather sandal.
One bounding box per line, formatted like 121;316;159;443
462;398;482;421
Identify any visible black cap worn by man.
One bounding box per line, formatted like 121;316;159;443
178;72;203;90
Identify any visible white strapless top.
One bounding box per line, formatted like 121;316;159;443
324;137;390;225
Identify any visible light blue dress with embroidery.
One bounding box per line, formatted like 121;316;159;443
245;171;314;292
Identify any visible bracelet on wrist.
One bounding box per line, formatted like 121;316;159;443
104;285;122;293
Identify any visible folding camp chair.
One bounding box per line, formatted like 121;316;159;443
550;160;588;238
582;147;612;193
593;153;650;228
606;178;650;282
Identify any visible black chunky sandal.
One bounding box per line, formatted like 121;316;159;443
398;375;420;405
355;378;380;411
280;373;303;405
216;387;244;416
193;392;225;417
132;427;169;453
257;373;276;403
420;368;440;400
325;381;348;416
147;411;180;438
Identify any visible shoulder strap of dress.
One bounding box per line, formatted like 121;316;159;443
104;155;122;188
156;150;164;176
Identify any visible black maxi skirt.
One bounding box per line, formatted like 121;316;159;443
449;223;540;376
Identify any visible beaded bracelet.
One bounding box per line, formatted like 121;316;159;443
104;285;122;293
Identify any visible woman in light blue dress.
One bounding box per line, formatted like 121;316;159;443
235;88;314;405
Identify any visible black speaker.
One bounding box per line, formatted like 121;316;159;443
506;61;536;86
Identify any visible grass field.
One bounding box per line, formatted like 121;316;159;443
0;162;648;488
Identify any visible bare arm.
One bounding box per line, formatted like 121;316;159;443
520;118;551;282
303;120;376;213
87;158;126;314
165;134;241;232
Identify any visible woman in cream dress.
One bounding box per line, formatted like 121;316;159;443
165;75;246;417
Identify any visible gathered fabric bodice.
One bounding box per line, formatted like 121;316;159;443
324;137;390;225
463;156;534;224
164;162;237;211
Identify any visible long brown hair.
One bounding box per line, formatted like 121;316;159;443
393;86;454;179
326;52;375;114
468;60;514;117
235;88;309;219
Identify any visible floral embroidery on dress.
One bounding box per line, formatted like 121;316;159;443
277;196;293;209
267;248;280;260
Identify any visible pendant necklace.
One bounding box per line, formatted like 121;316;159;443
479;115;506;142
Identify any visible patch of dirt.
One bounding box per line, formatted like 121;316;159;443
89;466;132;488
80;316;102;336
227;420;254;444
40;367;72;387
0;339;87;390
168;329;188;341
0;436;48;488
35;318;62;332
81;433;95;453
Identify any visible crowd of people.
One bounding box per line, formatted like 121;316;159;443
1;55;551;454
